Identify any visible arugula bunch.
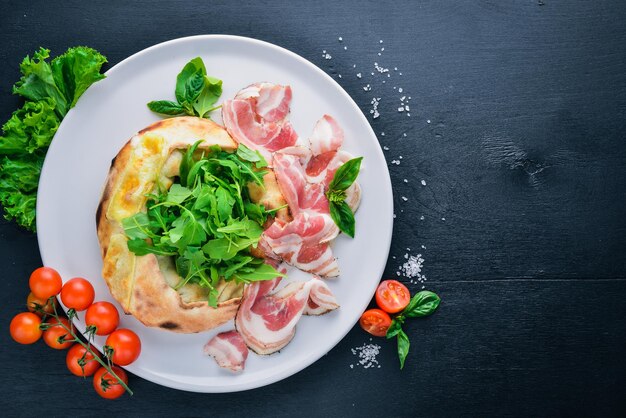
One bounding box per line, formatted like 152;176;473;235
122;142;284;307
386;290;441;369
325;157;362;237
148;57;222;118
0;47;107;231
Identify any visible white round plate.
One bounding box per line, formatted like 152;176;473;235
36;35;393;392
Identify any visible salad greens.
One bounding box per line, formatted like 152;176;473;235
0;47;107;231
386;290;441;369
148;57;222;118
122;141;284;307
325;157;362;238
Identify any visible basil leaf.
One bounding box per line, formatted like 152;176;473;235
403;291;441;318
179;140;202;188
386;316;405;339
193;76;222;118
329;201;356;237
397;329;410;370
175;57;205;103
328;157;362;191
147;100;185;115
183;69;205;105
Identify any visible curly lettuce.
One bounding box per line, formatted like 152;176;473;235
0;46;107;231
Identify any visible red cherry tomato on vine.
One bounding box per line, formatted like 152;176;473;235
26;292;55;317
85;301;120;336
66;344;101;377
105;329;141;366
10;312;42;344
29;267;62;299
93;366;128;399
60;277;95;311
359;308;392;337
42;317;74;349
375;280;411;314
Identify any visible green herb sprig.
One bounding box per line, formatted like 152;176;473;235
122;142;284;307
386;290;441;369
325;157;362;237
148;57;222;118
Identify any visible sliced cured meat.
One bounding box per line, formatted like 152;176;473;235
308;115;344;156
235;277;339;355
263;213;340;276
222;83;297;165
203;330;249;372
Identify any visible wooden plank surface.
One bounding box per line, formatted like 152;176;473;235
1;0;625;416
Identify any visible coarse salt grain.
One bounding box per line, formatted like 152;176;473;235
363;84;371;91
401;196;408;201
403;179;408;183
420;215;425;220
356;72;362;78
421;179;426;186
350;343;382;369
338;37;343;41
398;87;403;93
383;146;389;150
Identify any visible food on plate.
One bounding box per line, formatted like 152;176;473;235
96;116;286;333
93;366;128;400
203;330;249;372
105;328;142;366
66;344;102;377
9;312;42;344
60;277;95;311
29;266;62;299
359;308;392;337
235;276;339;355
222;82;298;165
42;317;74;349
375;280;411;314
26;292;55;316
0;46;107;231
147;57;223;119
85;301;120;336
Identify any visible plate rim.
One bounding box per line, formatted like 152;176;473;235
36;34;394;392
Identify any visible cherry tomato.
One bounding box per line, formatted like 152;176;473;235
85;301;119;336
60;277;95;311
29;267;62;299
359;308;392;337
42;317;74;349
66;344;101;377
93;366;128;399
375;280;411;314
10;312;42;344
26;292;55;317
105;329;141;366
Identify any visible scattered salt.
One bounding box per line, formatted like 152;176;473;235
338;37;343;41
380;132;385;136
420;215;425;220
344;46;348;50
350;343;382;369
379;40;383;43
398;254;427;284
398;87;403;93
398;107;405;112
323;53;332;60
391;159;400;165
421;179;426;186
402;132;407;137
383;146;389;150
363;84;371;91
370;97;381;119
403;179;408;183
338;74;342;78
441;217;446;221
401;196;408;201
427;119;431;124
356;72;362;79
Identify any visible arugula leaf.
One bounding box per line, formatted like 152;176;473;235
127;239;177;256
329;201;355;238
396;329;410;370
121;212;153;239
403;291;441;318
166;184;192;204
234;262;286;282
236;144;268;168
328;157;362;191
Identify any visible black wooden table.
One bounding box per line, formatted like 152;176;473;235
1;1;625;416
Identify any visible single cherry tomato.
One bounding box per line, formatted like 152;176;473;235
10;312;42;344
42;317;74;349
359;308;392;337
60;277;95;311
105;329;141;366
93;366;128;399
85;301;120;336
29;267;62;299
26;292;55;317
375;280;411;314
66;344;102;377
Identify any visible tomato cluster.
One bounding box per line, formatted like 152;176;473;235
9;266;140;399
360;280;411;337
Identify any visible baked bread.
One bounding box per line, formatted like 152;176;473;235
96;116;286;333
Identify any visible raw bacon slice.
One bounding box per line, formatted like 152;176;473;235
203;330;249;372
235;278;339;355
222;83;297;165
263;213;340;276
308;115;344;155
